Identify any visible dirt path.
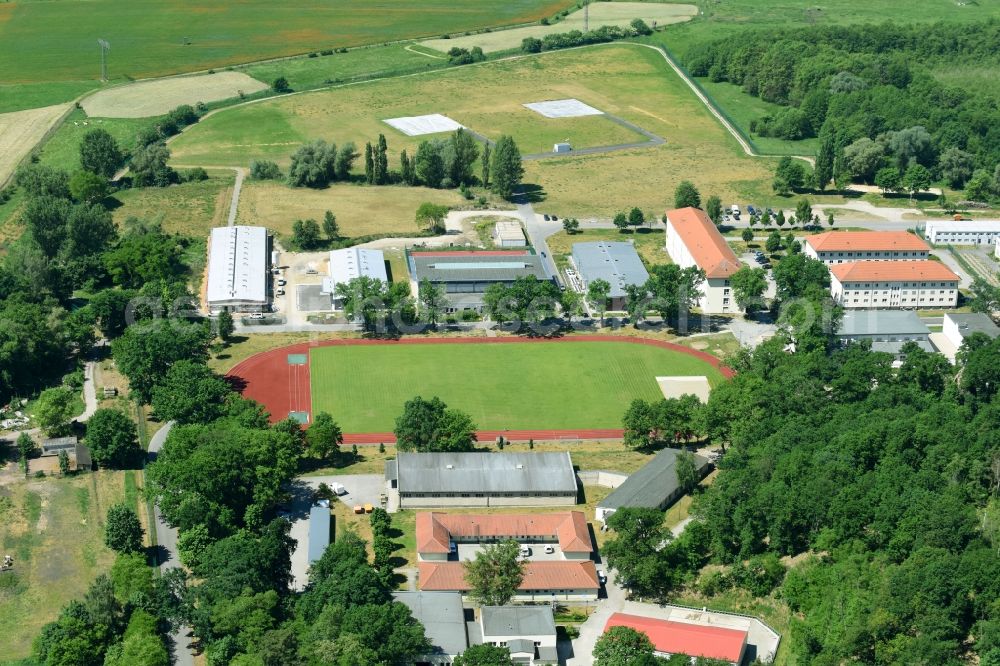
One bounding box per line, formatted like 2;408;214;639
227;167;246;227
0;103;73;187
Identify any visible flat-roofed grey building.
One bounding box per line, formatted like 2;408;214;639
409;251;549;313
393;591;469;664
596;449;710;523
307;505;331;565
477;605;558;665
387;452;577;508
572;241;650;310
837;310;934;356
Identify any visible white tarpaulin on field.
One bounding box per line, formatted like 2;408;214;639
523;99;604;118
383;113;465;136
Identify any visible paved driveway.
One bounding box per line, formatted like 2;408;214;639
287;474;385;589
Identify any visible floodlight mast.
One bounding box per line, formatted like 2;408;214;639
97;39;110;81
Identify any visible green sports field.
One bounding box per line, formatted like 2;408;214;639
309;341;723;432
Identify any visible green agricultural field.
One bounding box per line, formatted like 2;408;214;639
0;0;572;88
309;340;724;432
171;44;776;215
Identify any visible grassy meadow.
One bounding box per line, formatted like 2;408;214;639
309;339;724;432
111;170;235;236
0;0;573;86
546;227;671;270
0;471;129;660
235;181;465;240
172;44;776;216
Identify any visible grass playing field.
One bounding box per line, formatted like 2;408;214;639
309;340;724;432
170;44;776;216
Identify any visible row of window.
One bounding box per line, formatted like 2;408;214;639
848;297;954;303
845;290;954;295
819;251;926;257
844;282;955;288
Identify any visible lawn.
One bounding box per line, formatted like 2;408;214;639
235;181;466;240
112;170;234;237
0;0;573;86
37;109;152;172
0;471;127;660
172;44;776;216
309;339;724;432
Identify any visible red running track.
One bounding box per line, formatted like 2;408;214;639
225;336;734;443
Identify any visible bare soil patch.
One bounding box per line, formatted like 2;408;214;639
82;72;268;119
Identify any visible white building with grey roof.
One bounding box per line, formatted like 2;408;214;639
323;247;388;310
409;250;549;313
571;241;650;310
475;606;558;665
206;226;269;313
386;452;577;509
836;310;934;356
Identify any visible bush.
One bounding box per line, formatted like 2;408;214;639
249;160;282;180
272;76;291;93
522;37;543;53
320;49;333;56
181;167;208;182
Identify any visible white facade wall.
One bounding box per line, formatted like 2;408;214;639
399;493;576;509
804;246;929;264
664;221;733;314
831;277;958;308
925;221;1000;245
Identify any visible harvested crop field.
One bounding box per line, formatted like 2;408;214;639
0;103;71;186
82;72;269;118
421;2;698;53
236;181;464;239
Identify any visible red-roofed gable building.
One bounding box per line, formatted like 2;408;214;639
416;512;593;562
665;207;741;313
804;231;930;264
419;561;600;602
829;260;959;308
604;613;748;665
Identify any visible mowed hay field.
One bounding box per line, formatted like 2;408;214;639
309;340;724;432
236;181;465;239
0;103;72;186
82;72;269;119
172;44;773;215
0;0;573;84
421;2;698;53
0;472;128;659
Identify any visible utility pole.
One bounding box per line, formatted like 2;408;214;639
584;0;590;32
97;39;110;81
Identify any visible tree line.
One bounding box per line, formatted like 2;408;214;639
251;129;525;200
686;20;1000;199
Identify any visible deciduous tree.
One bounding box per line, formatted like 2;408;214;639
490;135;523;200
464;540;524;606
673;181;701;209
86;408;141;468
80;128;125;178
104;503;144;554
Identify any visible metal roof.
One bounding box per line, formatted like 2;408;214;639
481;606;556;639
328;248;388;291
572;241;650;298
392;592;469;657
412;253;548;284
925;220;1000;233
495;220;527;244
946;313;1000;339
307;506;331;564
599;449;709;511
206;226;268;304
870;340;936;355
838;310;930;337
395;452;576;495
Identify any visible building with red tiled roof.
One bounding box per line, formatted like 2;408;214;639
416;512;593;561
418;561;600;602
804;231;930;264
829;260;959;308
604;613;748;666
664;207;741;313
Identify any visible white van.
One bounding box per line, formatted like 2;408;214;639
731;204;741;217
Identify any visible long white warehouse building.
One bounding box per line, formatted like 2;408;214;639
924;220;1000;246
206;226;269;313
323;247;388;310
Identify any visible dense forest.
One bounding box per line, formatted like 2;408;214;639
686;20;1000;196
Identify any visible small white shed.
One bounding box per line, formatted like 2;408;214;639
553;142;572;153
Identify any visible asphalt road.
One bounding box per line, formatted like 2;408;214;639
147;421;195;666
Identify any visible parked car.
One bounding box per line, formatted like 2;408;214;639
747;205;757;216
277;279;287;286
543;214;550;221
551;214;559;221
276;289;285;296
731;204;741;216
271;268;281;275
766;208;774;216
449;542;457;555
598;571;608;585
249;312;264;320
520;545;531;558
